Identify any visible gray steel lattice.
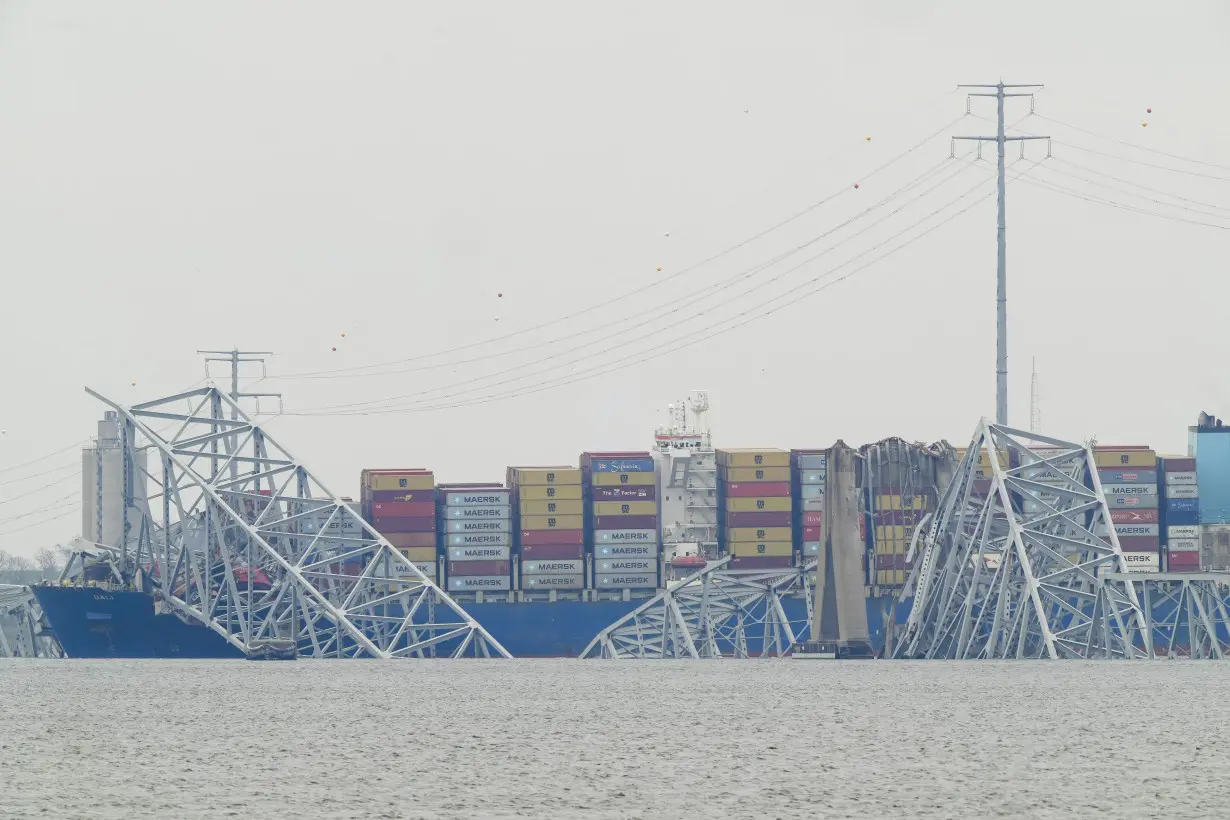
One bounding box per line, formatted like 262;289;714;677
579;558;815;659
87;385;510;659
897;420;1149;659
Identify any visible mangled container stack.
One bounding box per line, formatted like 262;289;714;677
1094;446;1160;574
585;452;660;592
862;439;934;590
1158;456;1200;571
438;483;512;594
509;466;586;594
716;448;793;569
791;449;826;563
361;469;438;582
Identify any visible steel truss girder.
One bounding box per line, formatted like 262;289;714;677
1125;574;1230;659
0;585;62;658
897;420;1150;660
87;385;510;659
579;558;815;659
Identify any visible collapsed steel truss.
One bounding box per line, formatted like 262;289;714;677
1130;574;1230;659
579;557;815;658
0;585;61;658
88;385;510;659
897;421;1150;660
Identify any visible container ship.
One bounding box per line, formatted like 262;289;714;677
27;403;1230;658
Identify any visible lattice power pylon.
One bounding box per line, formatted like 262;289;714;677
579;558;814;659
897;420;1150;660
88;385;510;659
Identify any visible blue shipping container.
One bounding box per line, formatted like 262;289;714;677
591;458;655;473
1162;510;1200;527
1167;498;1199;514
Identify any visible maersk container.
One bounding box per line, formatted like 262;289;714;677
445;490;511;506
1168;525;1199;541
799;485;824;500
521;559;584;575
448;560;511;576
1119;552;1160;572
520;574;585;590
1166;485;1199;500
799;470;826;485
595;558;656;573
447;518;509;533
447;532;510;547
595;528;657;543
801;541;820;555
448;545;512;561
595;543;658;559
447;575;512;592
595;573;658;588
1162;471;1197;486
445;505;510;519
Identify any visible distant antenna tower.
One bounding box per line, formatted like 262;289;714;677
1030;357;1041;435
197;348;282;479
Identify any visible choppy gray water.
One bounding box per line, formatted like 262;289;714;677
3;660;1229;819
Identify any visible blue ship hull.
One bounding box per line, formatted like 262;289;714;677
30;584;908;658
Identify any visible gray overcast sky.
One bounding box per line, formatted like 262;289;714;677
2;1;1228;555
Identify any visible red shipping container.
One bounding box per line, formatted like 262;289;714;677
369;500;435;518
725;511;792;527
725;482;791;498
803;525;821;541
1162;457;1196;472
875;554;909;570
364;489;436;503
593;514;658;530
728;555;794;570
448;560;510;576
519;529;585;546
1110;509;1160;524
1168;551;1201;569
519;543;585;559
1118;536;1160;552
591;485;656;501
803;511;823;527
385;532;436;548
370;515;436;532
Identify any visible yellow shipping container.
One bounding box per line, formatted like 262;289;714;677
511;467;582;486
520;514;584;531
955;448;1010;469
517;484;583;501
876;525;906;543
591;472;656;486
723;466;791;482
727;526;793;543
718;449;790;468
593;501;658;516
726;497;792;513
730;540;793;557
1093;449;1156;468
364;474;435;491
876;569;906;586
398;547;438;563
520;499;584;516
874;495;927;511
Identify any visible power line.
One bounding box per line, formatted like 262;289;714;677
0;460;79;488
1048;156;1230;215
0;505;81;539
0;472;81;506
0;440;87;476
278;114;969;380
289;158;987;414
1016;174;1230;230
281;157;961;385
288;160;1038;417
1034;113;1230;174
1034;162;1230;222
0;492;79;525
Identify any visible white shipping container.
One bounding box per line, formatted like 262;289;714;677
300;511;365;537
520;574;585;590
1168;538;1200;553
596;543;660;559
446;505;510;519
799;470;826;485
796;454;827;469
1163;471;1197;486
1111;524;1159;537
448;532;510;547
1168;525;1199;540
447;519;509;533
445;490;511;506
801;541;821;555
1119;552;1160;573
521;559;584;575
596;529;658;543
1102;483;1158;496
595;558;656;573
1166;484;1198;500
799;485;824;499
595;573;659;588
447;575;512;592
448;545;512;561
800;498;825;511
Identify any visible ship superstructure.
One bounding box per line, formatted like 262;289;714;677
653;391;718;564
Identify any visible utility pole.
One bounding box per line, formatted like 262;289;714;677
953;82;1048;426
197;349;280;480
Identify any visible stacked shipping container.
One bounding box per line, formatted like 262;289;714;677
716;448;793;569
509;467;586;591
361;469;438;582
1094;446;1160;574
863;439;937;589
791;450;827;562
1158;457;1200;571
438;483;513;593
584;452;660;590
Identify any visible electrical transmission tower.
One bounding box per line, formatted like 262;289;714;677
953;83;1049;426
